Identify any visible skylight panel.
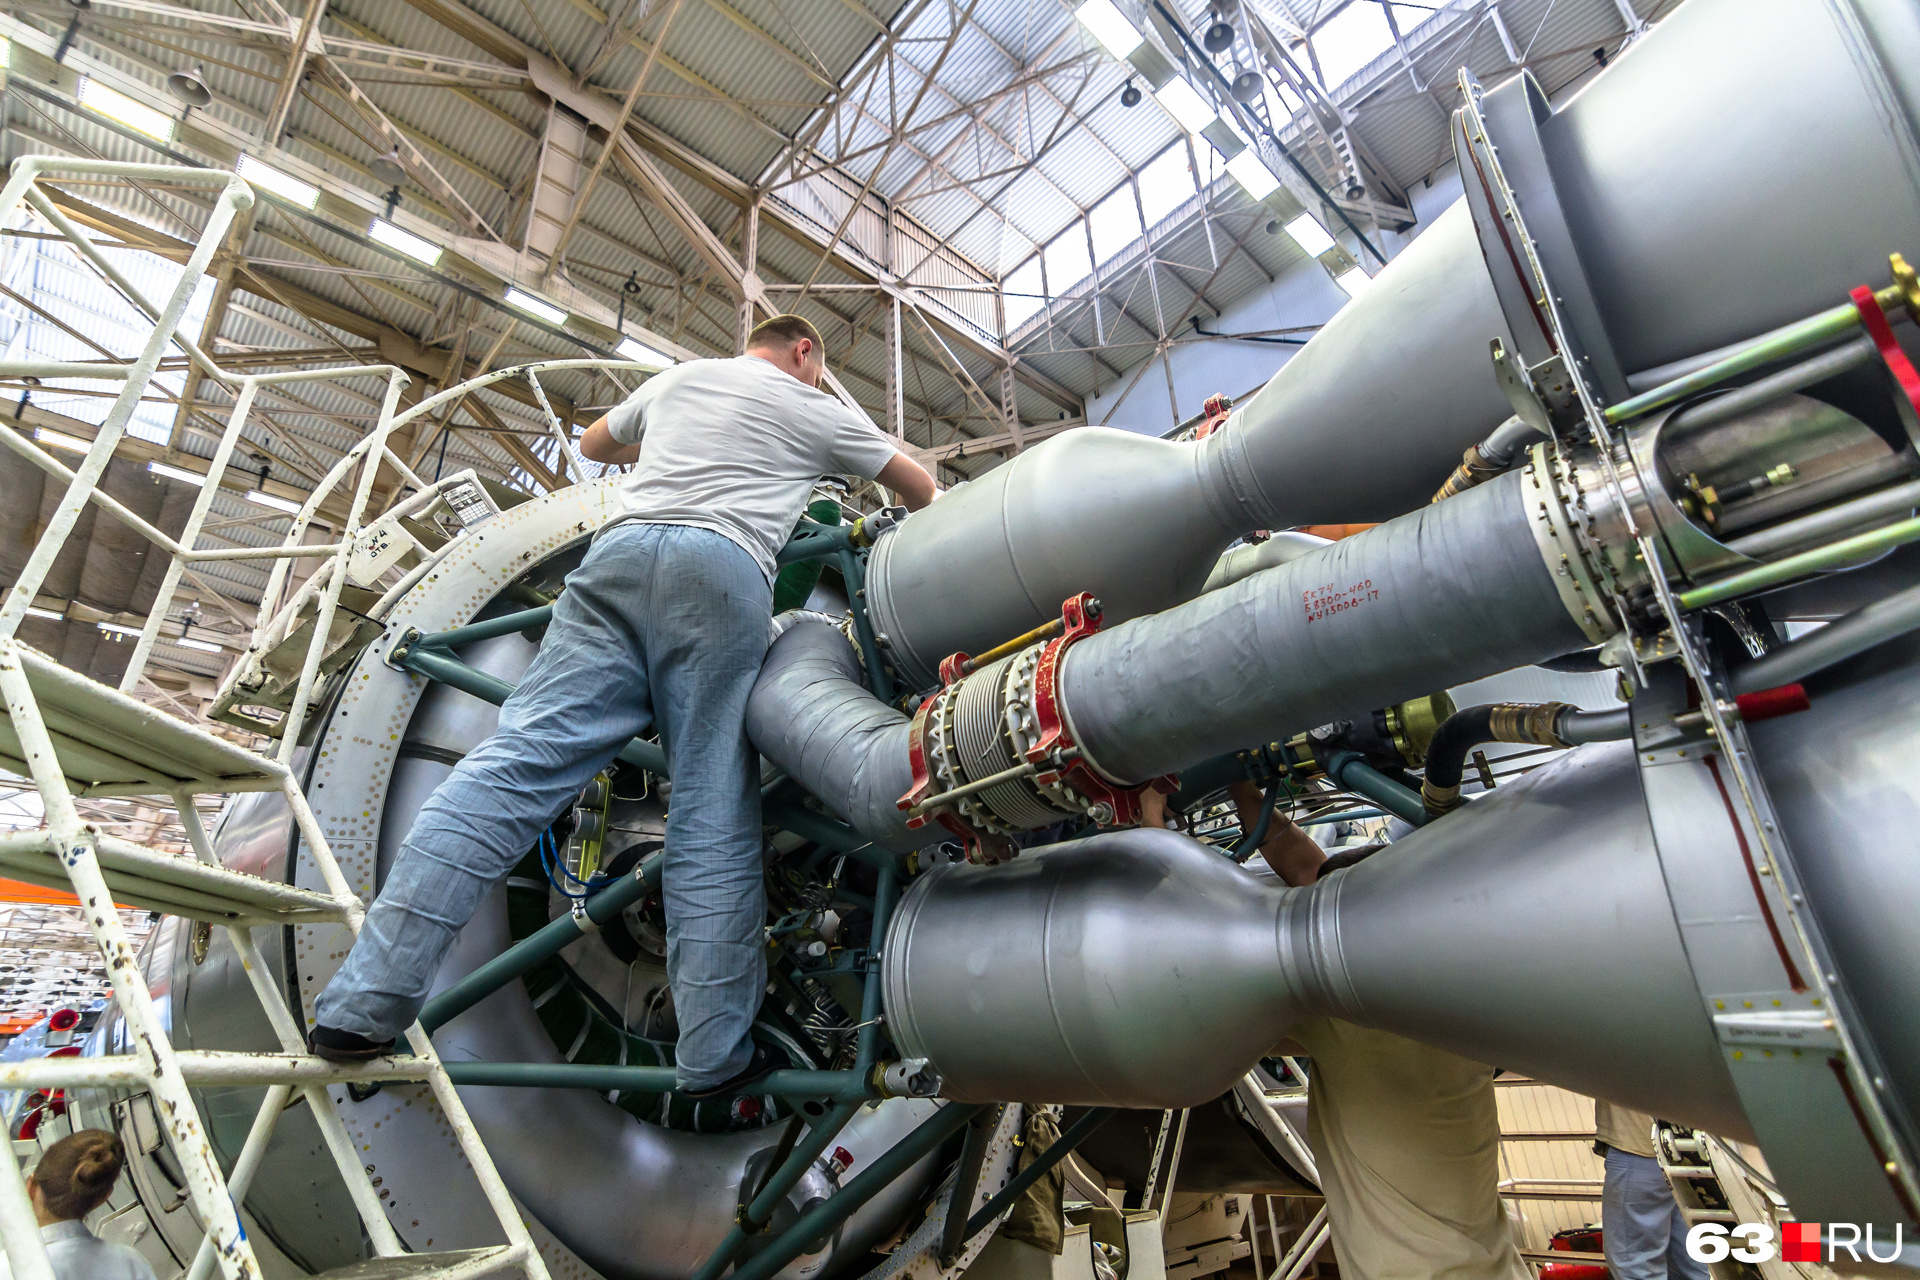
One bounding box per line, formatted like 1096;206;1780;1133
1002;257;1045;331
1306;1;1397;89
1137;144;1197;227
1088;188;1144;264
1044;227;1094;297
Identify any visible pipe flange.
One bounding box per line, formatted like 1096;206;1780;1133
1521;442;1623;643
1005;644;1089;817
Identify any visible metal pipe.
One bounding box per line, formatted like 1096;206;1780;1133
440;1062;872;1100
746;621;935;856
762;803;899;873
688;1099;865;1280
954;617;1066;677
1677;514;1920;610
419;855;662;1032
397;645;671;775
858;869;899;1073
939;1106;1004;1265
1664;336;1878;438
1058;472;1586;785
1230;784;1281;858
725;1103;988;1280
1604;299;1868;426
838;548;894;702
1731;580;1920;695
1715;449;1917;537
959;1108;1116;1242
1323;753;1426;827
1727;478;1920;560
412;605;556;650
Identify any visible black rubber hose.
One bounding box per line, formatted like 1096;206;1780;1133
1422;705;1498;793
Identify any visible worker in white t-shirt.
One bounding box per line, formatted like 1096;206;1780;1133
313;315;934;1097
2;1131;157;1280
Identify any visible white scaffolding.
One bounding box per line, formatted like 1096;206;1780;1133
0;158;551;1280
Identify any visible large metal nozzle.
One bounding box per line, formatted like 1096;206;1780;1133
882;740;1747;1141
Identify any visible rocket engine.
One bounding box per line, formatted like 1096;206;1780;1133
71;0;1920;1274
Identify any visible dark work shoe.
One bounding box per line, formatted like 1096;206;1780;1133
681;1044;781;1099
307;1024;396;1063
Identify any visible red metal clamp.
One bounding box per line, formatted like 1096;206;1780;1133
1194;393;1233;440
1850;285;1920;448
1025;593;1176;828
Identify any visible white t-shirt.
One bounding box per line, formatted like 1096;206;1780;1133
604;356;902;582
0;1221;159;1280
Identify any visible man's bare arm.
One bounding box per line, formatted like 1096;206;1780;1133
876;452;937;511
581;415;640;465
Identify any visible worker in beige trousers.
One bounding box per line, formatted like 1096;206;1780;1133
1144;785;1531;1280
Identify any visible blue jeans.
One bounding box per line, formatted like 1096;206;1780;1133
315;522;773;1088
1602;1148;1709;1280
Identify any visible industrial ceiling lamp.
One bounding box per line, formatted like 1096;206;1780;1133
166;64;211;108
1202;13;1236;54
1230;67;1262;103
1120;80;1142;107
369;145;408;186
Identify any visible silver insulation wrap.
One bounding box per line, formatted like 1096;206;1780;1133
745;618;940;854
882;741;1748;1140
1057;470;1589;784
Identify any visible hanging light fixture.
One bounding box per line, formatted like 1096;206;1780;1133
1231;67;1263;103
166;64;211;108
1120;80;1142;107
369;145;408;186
1203;13;1236;54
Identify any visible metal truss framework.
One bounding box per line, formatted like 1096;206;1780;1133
0;0;1080;494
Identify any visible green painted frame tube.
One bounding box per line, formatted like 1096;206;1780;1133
1676;513;1920;610
837;547;895;702
726;1102;990;1280
777;519;860;566
418;853;662;1032
1325;751;1427;826
410;604;555;651
1604;301;1863;425
440;1061;872;1100
764;803;899;873
688;1099;866;1280
960;1108;1117;1242
394;645;671;775
857;869;899;1072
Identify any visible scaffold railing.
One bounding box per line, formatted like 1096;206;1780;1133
0;156;554;1280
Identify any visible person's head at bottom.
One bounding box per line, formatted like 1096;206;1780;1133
29;1129;124;1225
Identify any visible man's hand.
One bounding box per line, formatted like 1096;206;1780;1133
581;415;640;465
877;452;937;510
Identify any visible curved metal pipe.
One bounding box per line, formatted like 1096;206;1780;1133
744;619;940;855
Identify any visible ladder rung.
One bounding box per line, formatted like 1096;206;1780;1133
0;640;285;795
0;1050;440;1091
0;829;349;924
313;1245;528;1280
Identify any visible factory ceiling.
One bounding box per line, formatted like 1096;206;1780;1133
0;0;1663;709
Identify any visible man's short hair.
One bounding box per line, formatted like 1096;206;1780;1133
747;313;826;363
